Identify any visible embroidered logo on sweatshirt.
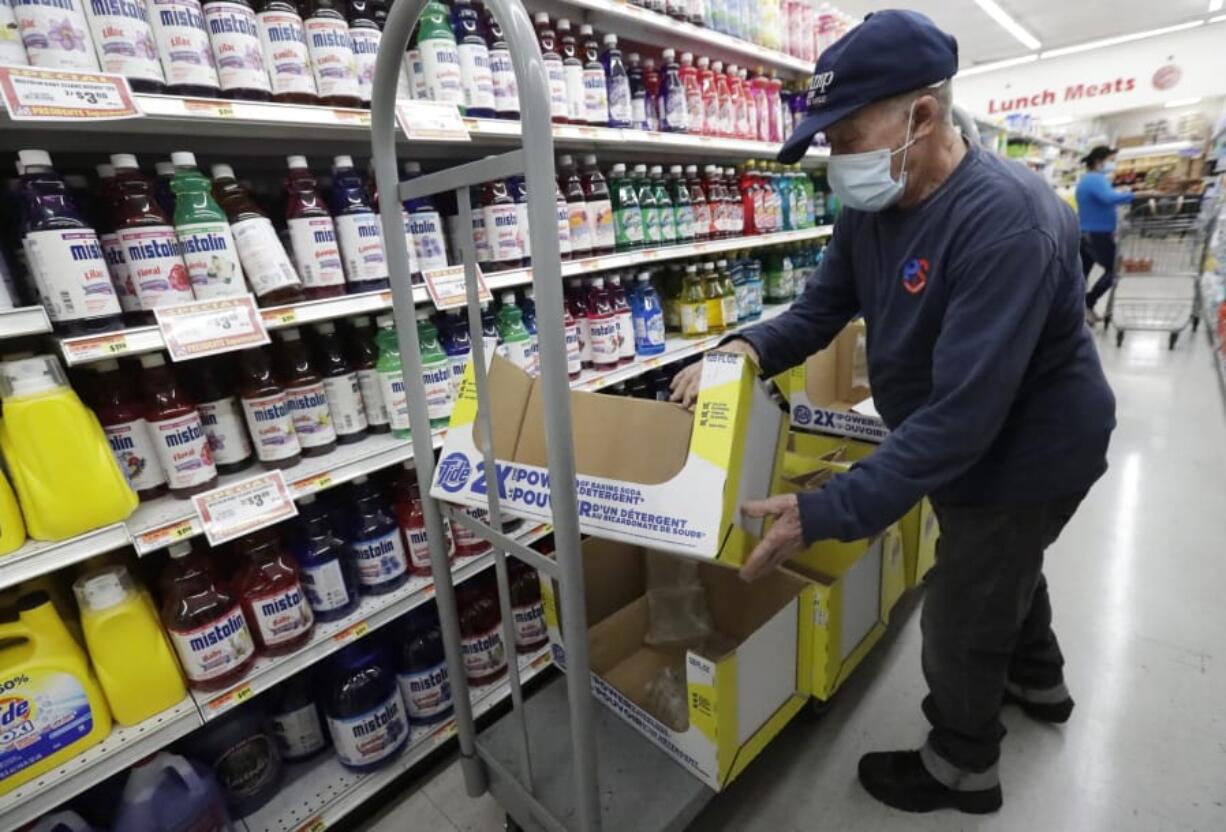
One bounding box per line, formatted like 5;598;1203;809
901;257;929;294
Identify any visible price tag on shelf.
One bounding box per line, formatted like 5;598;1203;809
332;620;370;644
184;98;233;118
206;683;254;716
155;294;269;361
396;100;470;142
0;66;141;121
422;264;491;310
60;331;130;364
299;816;328;832
193;471;298;547
331;108;370;126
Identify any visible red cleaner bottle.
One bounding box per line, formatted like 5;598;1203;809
191;357;255;475
686;164;710;242
94;161;142;322
559;155;591;260
697;56;718;138
17;150;124;335
586;276;618;370
234;528;315;656
607;273;635;366
311;320;368;444
238;346;302;469
111;153;194;314
139;352;218;498
255;0;319;104
509;559;546;653
395;464;453;577
580;154;614;255
345;316;390;434
91;358;169;501
162;540;257;692
211;163;305;306
712;60;732;137
285;156;345;299
534;12;568;124
458;571;507;684
565;276;591;369
274;326;337;457
202;0;274;101
679;52;703;135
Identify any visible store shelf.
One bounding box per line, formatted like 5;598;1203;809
195;523;551;722
57;226;831;365
0;305;52;340
0;523;131;593
973;119;1087;156
0;697;203;831
0;94;828;164
241;645;554;832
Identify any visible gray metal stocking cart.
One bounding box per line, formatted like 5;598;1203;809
1103;200;1210;349
369;2;716;829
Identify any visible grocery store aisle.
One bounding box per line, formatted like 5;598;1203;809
360;328;1226;832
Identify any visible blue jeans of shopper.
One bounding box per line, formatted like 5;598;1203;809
1080;232;1117;310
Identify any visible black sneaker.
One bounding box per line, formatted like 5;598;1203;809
1003;686;1075;724
858;751;1002;815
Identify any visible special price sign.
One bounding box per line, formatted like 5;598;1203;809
193;471;298;547
396;100;471;142
155;294;270;361
422;264;491;310
0;67;141;121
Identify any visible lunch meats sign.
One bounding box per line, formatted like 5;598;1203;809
957;24;1226;119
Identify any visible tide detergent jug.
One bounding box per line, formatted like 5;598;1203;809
0;355;136;541
0;592;112;795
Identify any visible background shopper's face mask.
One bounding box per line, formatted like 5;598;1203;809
827;101;919;212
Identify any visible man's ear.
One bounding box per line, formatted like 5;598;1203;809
911;94;941;141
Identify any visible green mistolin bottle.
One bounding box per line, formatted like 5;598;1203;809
169;151;246;300
374;314;411;439
416;308;454;429
633;163;660;247
495;291;535;374
609;162;645;251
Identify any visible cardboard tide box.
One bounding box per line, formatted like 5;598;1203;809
776;320;889;442
431;352;788;569
540;537;812;790
783;431;938;589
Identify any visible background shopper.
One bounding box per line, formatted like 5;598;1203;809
1075;145;1133;322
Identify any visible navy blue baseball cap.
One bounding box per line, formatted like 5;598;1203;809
777;10;959;164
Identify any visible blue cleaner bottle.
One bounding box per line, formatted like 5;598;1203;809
631;271;666;356
438;308;472;400
626;51;648;131
659;49;688;133
291;492;360;622
602;33;632;128
323;640;408;772
345;474;410;594
480;300;500;357
451;0;495;119
329;155;390;294
401;161;450;281
394;601;453;724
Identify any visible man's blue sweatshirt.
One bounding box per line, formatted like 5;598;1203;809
1075;170;1133;233
740;142;1116;545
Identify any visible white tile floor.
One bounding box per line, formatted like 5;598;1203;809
360;325;1226;832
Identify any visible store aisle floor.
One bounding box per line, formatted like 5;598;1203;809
360;329;1226;832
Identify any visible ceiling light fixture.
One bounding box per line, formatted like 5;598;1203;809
972;0;1042;50
1039;20;1204;58
1163;97;1203;108
958;53;1039;78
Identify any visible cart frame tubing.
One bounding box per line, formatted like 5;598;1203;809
370;3;602;830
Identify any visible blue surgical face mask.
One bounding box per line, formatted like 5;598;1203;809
1101;162;1117;174
827;101;918;212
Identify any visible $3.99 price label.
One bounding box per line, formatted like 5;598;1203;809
156;294;269;361
193;470;298;546
0;66;141;120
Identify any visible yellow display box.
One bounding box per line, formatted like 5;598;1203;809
541;538;811;790
431;352;788;569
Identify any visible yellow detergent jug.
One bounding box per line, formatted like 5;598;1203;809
0;470;24;557
0;355;137;541
0;591;112;795
73;565;186;725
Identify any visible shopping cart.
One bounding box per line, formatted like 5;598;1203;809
1103;207;1209;349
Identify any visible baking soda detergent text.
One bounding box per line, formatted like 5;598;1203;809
255;0;316;102
0;592;112;795
396;602;452;722
238;346;302;468
303;0;359;106
83;0;166;91
149;0;222;96
212;163;304;305
374;315;410;437
345;475;409;593
16;150;123;335
169;151;245;299
202;0;271;99
311;320;368;443
284;156;345;298
139;352;218;497
291;492;359;621
415;0;461;106
235;529;315;656
323;642;407;771
110;153;194;313
12;0;99;69
91;357;169;500
274;326;337;457
330;155;389;293
161;541;257;692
